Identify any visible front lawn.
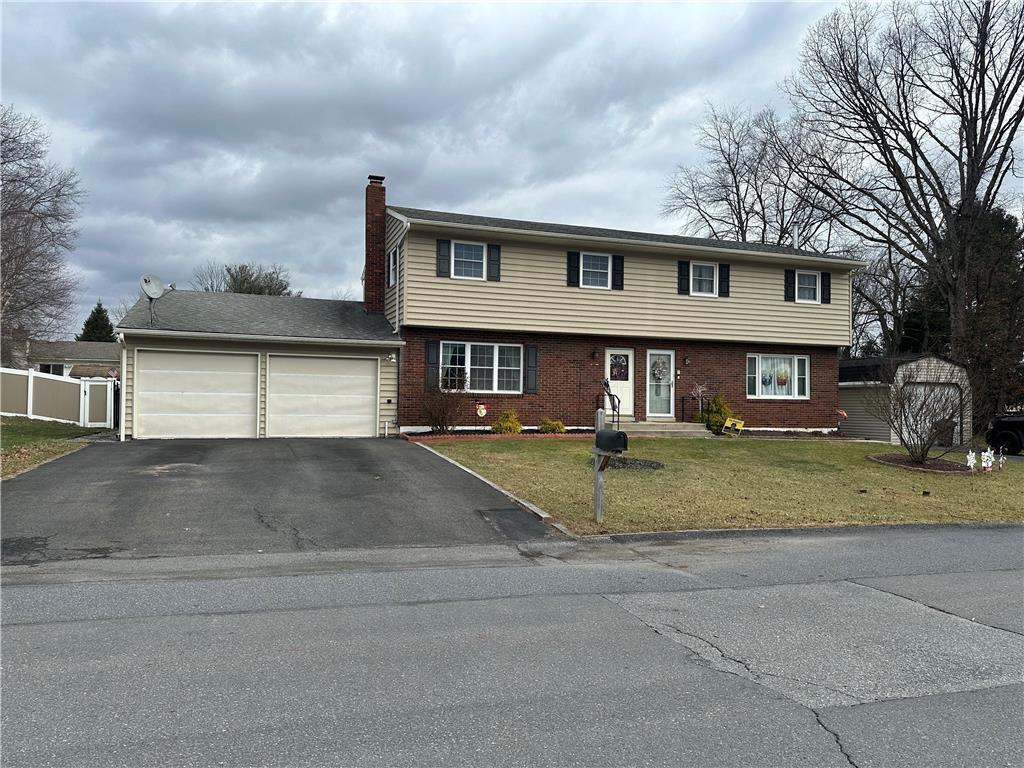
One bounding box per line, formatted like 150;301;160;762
1;417;103;479
431;437;1024;534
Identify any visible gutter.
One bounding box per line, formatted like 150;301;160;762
113;328;405;347
390;209;868;269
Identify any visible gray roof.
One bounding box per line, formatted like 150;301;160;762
390;206;860;263
116;291;399;343
28;340;120;363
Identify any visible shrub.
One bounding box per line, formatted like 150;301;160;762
701;394;734;435
490;409;523;434
538;417;566;434
422;374;465;434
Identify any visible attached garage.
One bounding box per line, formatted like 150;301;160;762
135;350;259;439
267;355;378;437
116;291;402;440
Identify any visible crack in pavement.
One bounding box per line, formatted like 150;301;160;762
254;506;322;552
812;709;859;768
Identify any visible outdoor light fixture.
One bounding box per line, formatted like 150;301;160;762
684;356;691;366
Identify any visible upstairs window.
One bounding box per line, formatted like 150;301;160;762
691;262;718;296
796;270;820;303
452;241;486;280
388;247;398;287
581;253;611;289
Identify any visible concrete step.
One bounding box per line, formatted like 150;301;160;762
622;422;710;438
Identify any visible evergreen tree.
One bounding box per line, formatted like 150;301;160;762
76;300;116;342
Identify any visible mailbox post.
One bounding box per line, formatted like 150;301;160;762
592;409;628;523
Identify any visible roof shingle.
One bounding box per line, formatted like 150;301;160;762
116;291;398;342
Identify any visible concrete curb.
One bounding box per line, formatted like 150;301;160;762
414;442;577;538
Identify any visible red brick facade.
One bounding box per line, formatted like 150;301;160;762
398;327;840;430
363;176;387;313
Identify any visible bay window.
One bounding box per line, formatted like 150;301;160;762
746;353;810;399
441;341;522;393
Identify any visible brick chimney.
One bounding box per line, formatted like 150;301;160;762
363;174;387;313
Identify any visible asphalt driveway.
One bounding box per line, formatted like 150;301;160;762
1;439;549;565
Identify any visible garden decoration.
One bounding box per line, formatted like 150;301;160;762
650;357;670;383
966;450;977;471
776;368;790;387
981;448;994;472
998;448;1006;471
690;383;708;419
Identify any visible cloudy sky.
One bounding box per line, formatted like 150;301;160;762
3;1;835;334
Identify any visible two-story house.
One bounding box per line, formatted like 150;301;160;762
114;175;861;439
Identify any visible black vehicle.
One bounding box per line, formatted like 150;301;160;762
986;414;1024;455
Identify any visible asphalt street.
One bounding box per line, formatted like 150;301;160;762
3;524;1022;767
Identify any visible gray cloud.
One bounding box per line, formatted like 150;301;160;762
2;1;833;332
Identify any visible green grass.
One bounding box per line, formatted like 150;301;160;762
432;437;1024;535
1;416;103;478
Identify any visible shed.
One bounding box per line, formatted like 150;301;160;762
838;354;972;446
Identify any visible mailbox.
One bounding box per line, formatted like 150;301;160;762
595;428;628;454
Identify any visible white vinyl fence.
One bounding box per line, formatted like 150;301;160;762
0;367;115;428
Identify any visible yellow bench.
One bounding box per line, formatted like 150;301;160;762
723;417;745;436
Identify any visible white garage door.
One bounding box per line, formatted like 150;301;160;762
267;355;378;437
135;350;259;439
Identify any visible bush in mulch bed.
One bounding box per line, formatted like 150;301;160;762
590;456;665;471
868;453;972;473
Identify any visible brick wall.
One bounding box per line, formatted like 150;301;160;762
363;176;386;313
398;327;840;429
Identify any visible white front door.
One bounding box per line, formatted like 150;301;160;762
647;350;675;418
605;348;634;417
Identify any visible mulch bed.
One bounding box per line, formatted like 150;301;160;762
867;453;972;474
593;456;665;471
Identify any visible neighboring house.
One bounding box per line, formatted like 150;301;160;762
838;354;972;446
1;338;120;378
28;340;121;378
114;174;863;440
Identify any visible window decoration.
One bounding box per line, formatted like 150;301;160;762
609;354;629;381
746;354;810;399
650;357;670;383
581;253;611;288
441;341;522;393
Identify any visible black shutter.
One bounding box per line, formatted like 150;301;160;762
821;271;831;304
718;263;730;297
784;269;796;302
487;244;501;282
425;340;440;389
611;255;624;290
678;261;690;295
567;251;580;287
436;240;450;278
524;345;538;394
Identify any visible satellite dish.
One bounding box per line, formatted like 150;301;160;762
140;274;175;327
141;275;166;299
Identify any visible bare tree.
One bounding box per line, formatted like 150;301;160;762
0;105;82;337
189;259;226;292
778;0;1024;362
224;263;299;296
663;104;844;251
853;245;921;355
113;292;143;325
864;360;967;463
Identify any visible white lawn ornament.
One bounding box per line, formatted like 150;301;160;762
966;450;977;471
981;448;994;473
998;448;1006;471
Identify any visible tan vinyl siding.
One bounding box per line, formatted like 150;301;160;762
383;213;407;331
1;371;29;414
123;347;134;430
404;230;853;346
839;386;895;442
123;336;399;438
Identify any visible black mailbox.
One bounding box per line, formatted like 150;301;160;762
595;429;628;454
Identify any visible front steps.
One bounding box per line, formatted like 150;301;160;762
615;419;710;439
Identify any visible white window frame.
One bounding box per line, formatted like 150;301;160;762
440;341;523;394
388;247;398;288
451;240;487;281
795;270;820;304
580;252;611;290
690;261;719;297
746;353;811;400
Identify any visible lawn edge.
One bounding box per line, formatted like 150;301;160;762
414;442;577;538
1;442;87;481
604;520;1024;544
